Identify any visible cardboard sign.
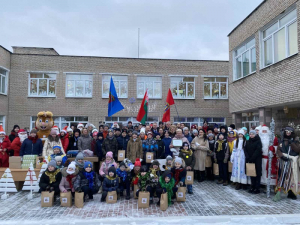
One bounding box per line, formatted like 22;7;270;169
106;191;117;204
185;171;194;185
118;150;125;161
228;161;233;173
75;192;84;208
160;192;168;211
176;187;186;202
213;163;219;176
146;152;154;163
205;156;212;168
246;163;256;177
138;191;150;208
60;191;72;207
41;191;54;207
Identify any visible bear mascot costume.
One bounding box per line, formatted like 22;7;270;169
35;111;54;143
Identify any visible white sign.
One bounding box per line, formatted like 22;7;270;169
142;198;147;204
178;192;183;198
108;196;114;200
119;153;123;157
62;198;67;203
44;197;49;203
187;176;192;181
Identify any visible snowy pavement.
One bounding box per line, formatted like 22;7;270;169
1;181;300;224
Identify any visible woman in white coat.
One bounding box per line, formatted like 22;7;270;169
230;129;248;190
43;129;65;157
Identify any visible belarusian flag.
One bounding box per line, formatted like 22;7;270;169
136;89;149;125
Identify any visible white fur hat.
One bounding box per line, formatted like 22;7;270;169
237;129;244;135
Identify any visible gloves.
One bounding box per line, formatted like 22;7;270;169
49;187;54;193
62;189;67;193
76;187;82;193
179;181;184;187
281;156;289;162
45;186;50;191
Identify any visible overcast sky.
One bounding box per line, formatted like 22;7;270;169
1;0;263;60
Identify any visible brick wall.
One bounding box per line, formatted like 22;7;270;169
8;53;231;129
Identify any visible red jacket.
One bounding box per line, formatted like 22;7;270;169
0;136;11;167
11;137;22;156
60;133;69;152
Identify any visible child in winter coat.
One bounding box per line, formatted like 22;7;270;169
171;157;186;197
55;156;64;170
148;160;162;203
156;170;176;206
116;162;131;200
155;134;165;159
49;146;64;161
39;160;62;196
179;142;195;194
101;165;119;202
74;161;101;201
131;158;141;188
214;133;229;186
142;132;158;169
59;162;79;195
75;152;85;171
207;133;215;180
137;165;153;202
163;155;173;170
99;151;118;182
94;133;104;171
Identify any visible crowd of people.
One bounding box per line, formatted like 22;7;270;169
0;119;299;206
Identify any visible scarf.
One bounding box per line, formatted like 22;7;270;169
216;140;224;152
180;149;193;156
227;137;236;154
28;136;38;144
116;168;127;181
208;139;215;144
107;135;114;140
105;175;116;180
84;171;94;189
45;169;60;183
138;172;150;191
149;168;158;178
174;167;184;186
66;174;75;189
159;176;175;205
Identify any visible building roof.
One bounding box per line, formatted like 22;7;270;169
0;45;12;54
227;0;266;37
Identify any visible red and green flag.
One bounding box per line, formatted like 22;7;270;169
136;89;149;125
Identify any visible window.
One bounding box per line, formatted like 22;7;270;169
242;113;259;131
203;77;228;99
0;116;5;130
29;73;56;97
233;38;256;80
66;74;93;97
0;68;8;95
105;116;159;127
102;75;128;98
262;9;298;67
174;117;226;129
137;76;162;99
30;116;89;130
170;76;195;99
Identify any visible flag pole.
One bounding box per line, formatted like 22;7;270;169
173;101;180;122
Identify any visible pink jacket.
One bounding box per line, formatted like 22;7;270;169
59;167;79;192
99;159;118;176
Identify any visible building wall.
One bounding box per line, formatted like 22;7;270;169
228;0;300;113
8;54;231;130
0;46;11;132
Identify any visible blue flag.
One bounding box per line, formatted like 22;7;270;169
108;77;124;117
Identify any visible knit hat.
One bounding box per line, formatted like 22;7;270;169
108;129;113;133
151;160;160;166
174;157;183;165
84;161;93;169
192;129;198;134
53;145;61;150
119;162;126;168
241;127;248;132
207;133;215;138
237;129;244;135
229;131;234;135
97;132;103;138
30;129;38;134
162;170;172;179
166;155;173;162
108;165;116;176
182;142;189;148
76;152;84;160
122;129;127;134
132;131;138;135
50;129;57;135
249;130;256;135
55;156;62;162
140;165;148;173
67;162;76;174
93;131;98;137
106;151;113;158
67;127;73;132
134;158;141;167
48;160;56;168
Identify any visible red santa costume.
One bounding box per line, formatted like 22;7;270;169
11;129;28;156
0;125;11;167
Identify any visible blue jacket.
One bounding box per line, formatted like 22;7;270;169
185;134;193;143
20;137;43;156
117;135;129;151
162;137;172;157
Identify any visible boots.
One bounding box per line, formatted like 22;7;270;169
287;190;297;200
223;180;228;186
217;179;223;184
197;171;202;182
199;171;205;182
235;183;241;190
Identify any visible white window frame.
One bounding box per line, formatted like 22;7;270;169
261;8;297;68
136;75;162;99
30;116;89;130
28;72;57;97
174;117;226;128
65;73;93;98
169;75;196;99
233;38;256;81
0;66;9;95
104;116;159;127
203;77;228;99
101;74;128;99
0;115;5;130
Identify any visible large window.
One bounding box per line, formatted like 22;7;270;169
102;75;128;98
234;38;256;80
30;116;89;130
203;77;228;99
262;9;297;67
174;117;225;129
137;76;162;99
0;68;8;95
0;116;5;130
242;113;259;131
66;74;93;97
105;116;159;127
29;73;56;97
170;76;195;99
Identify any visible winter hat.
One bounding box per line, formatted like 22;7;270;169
119;162;126;169
140;165;148;173
237;129;245;135
166;155;173;162
162;170;172;179
77;123;84;129
249;130;256;135
166;173;172;179
76;152;84;160
151;160;160;166
134;158;141;167
108;165;116;176
67;162;76;174
122;129;128;134
229;131;234;135
217;133;224;139
108;129;113;133
115;128;121;132
12;125;20;132
84;161;93;169
67;127;73;132
192;129;198;134
97;132;103;138
174;157;183;165
140;127;146;134
181;142;189;149
132;131;138;136
241;127;248;132
73;128;81;136
53;145;61;150
61;126;68;134
93;131;98;137
55;156;62;162
30;129;38;134
147;131;153;135
18;129;26;134
50;129;57;135
207;133;215;138
48;160;57;168
106;151;113;158
92;128;98;134
214;124;219;129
